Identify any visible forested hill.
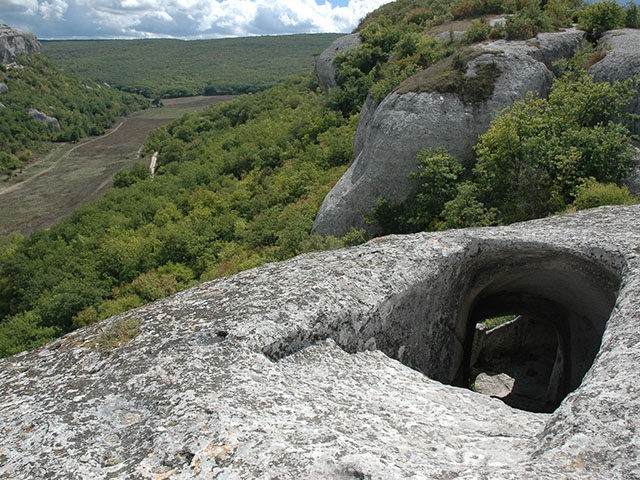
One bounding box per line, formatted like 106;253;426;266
42;34;343;98
0;54;148;176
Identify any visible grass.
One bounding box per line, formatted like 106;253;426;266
396;48;501;103
481;314;517;330
92;317;142;352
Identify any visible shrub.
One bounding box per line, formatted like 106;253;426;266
462;19;493;43
578;1;626;42
571;178;637;210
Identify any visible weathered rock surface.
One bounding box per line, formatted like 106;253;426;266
315;33;362;94
313;29;584;236
626;145;640;195
1;205;639;479
28;108;61;131
0;24;40;65
0;82;7;94
588;29;640;135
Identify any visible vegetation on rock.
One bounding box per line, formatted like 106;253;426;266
369;71;637;233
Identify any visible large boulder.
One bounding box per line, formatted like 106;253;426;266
0;82;7;94
28;108;61;131
588;29;640;136
315;33;362;94
313;29;584;236
1;205;639;479
0;24;40;65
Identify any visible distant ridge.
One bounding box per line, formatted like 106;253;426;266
42;33;343;97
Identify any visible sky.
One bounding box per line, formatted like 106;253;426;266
0;0;394;39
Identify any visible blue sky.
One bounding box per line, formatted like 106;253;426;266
0;0;393;39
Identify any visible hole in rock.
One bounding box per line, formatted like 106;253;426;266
263;246;621;414
452;249;620;413
366;247;621;414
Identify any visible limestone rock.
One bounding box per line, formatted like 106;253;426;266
474;371;516;398
0;82;7;94
626;146;640;196
314;30;584;236
1;204;639;479
315;33;361;94
0;24;41;65
588;29;640;135
28;108;61;131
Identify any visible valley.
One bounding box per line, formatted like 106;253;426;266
0;96;233;235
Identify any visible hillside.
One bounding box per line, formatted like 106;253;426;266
0;53;148;176
41;34;343;98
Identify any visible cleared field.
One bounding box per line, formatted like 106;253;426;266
0;96;233;236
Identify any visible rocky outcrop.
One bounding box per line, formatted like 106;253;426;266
315;33;361;94
28;108;61;131
588;29;640;135
0;82;7;94
1;204;639;479
0;24;40;65
313;29;584;236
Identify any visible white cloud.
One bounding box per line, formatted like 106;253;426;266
0;0;394;39
38;0;69;20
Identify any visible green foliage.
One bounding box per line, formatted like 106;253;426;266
625;2;640;28
462;18;493;43
0;76;365;358
0;54;147;175
451;74;635;226
113;162;151;188
41;34;341;98
571;178;637;211
578;1;626;41
367;148;464;233
505;8;553;39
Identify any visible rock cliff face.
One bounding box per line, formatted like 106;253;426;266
28;108;61;131
1;205;639;479
313;29;584;236
0;24;40;64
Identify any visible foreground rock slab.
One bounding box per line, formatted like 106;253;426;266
1;205;640;479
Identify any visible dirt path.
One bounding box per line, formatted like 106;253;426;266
0;96;234;236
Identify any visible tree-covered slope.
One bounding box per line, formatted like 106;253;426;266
0;54;148;175
41;34;342;98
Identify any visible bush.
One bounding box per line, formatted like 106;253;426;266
462;19;492;43
505;9;552;40
571;178;637;210
578;1;626;42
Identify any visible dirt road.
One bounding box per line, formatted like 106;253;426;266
0;96;233;236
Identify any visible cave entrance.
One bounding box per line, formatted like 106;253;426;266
450;250;621;414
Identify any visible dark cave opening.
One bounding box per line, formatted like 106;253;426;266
453;252;621;413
